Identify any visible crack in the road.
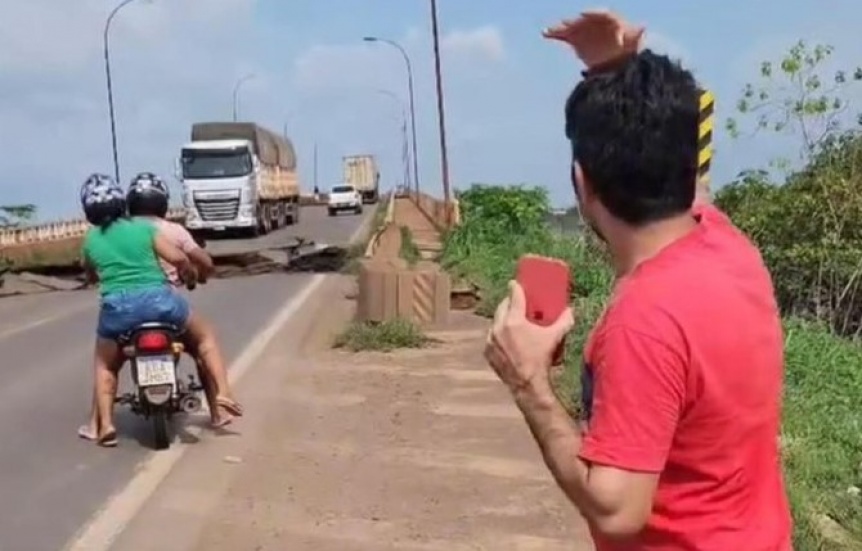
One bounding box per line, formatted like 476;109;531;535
0;239;355;297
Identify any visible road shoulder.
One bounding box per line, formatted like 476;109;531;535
111;274;593;550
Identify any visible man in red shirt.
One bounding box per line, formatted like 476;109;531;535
484;11;792;551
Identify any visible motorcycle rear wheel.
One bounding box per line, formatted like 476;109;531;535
152;408;170;450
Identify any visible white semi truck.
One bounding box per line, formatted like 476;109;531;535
342;154;380;204
179;122;301;239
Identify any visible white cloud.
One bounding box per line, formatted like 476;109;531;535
292;24;506;93
0;0;258;218
442;26;505;63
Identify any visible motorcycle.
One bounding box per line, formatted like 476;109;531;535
114;271;205;450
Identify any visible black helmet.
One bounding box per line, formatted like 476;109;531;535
80;173;126;227
127;172;170;218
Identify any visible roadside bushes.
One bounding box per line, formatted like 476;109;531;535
442;183;862;549
715;132;862;337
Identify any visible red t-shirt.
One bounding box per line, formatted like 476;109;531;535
579;205;792;551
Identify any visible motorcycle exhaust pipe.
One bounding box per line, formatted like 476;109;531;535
179;395;203;414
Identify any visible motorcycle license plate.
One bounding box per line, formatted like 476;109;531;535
136;355;177;387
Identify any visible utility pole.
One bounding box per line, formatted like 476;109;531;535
313;142;319;192
429;0;452;225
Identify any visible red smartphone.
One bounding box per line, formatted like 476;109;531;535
515;254;572;366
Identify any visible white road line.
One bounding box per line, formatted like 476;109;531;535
63;213;375;551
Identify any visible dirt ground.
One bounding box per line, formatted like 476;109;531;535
182;276;593;550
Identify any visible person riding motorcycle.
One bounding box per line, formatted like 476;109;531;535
77;173;195;447
125;172;242;428
78;174;243;446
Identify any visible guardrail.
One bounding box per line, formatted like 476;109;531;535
0;193;334;249
363;191;397;258
0;208;187;248
411;191;460;229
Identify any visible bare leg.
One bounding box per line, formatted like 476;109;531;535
94;338;122;446
196;357;225;426
184;312;243;417
79;354;124;441
78;386;99;441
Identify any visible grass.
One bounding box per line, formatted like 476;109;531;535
442;184;862;551
398;226;421;266
333;318;431;352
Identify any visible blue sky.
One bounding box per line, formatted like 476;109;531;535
2;0;861;220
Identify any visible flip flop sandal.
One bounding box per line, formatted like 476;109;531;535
77;425;98;442
97;430;118;448
216;397;244;417
211;415;234;430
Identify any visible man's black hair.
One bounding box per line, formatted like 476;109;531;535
565;50;699;226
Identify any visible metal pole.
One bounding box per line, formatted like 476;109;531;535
429;0;452;224
363;37;420;196
232;74;254;122
313;142;319;192
103;0;139;185
374;89;411;192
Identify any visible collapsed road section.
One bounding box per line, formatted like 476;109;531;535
0;237;358;298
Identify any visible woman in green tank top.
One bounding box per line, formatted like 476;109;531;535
78;174;194;447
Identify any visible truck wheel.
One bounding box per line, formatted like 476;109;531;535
278;201;289;228
261;205;273;235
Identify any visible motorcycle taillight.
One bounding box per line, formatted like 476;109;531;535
136;331;170;352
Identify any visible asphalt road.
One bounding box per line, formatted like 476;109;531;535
0;205;372;551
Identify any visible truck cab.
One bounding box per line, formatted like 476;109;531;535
180;139;260;232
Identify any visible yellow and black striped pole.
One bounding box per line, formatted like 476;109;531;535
697;90;715;197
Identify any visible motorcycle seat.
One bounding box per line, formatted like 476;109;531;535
117;322;182;344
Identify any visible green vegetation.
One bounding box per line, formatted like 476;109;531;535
333;318;431;352
0;204;36;228
341;199;391;275
442;41;862;547
398;226;421;266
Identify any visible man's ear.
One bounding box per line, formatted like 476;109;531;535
572;161;590;202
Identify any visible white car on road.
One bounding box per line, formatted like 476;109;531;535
328;184;363;216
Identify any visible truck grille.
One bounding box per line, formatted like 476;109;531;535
194;198;239;221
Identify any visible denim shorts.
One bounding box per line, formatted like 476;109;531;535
97;285;190;340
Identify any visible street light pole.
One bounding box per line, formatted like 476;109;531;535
429;0;452;224
103;0;141;185
232;74;255;122
375;89;411;193
363;36;420;196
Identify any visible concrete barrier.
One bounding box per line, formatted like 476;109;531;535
0;193;328;249
410;192;460;230
354;191;456;327
356;260;450;325
0;208;186;248
363;191;397;258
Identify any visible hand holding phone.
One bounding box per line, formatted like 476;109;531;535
515;254;572;366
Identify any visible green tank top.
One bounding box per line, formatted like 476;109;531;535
82;218;168;296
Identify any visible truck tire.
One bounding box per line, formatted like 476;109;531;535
260;204;273;235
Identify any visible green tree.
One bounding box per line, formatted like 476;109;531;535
718;41;862;335
0;204;36;227
725;40;862;165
